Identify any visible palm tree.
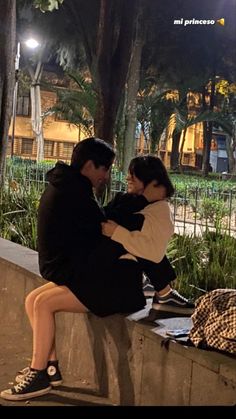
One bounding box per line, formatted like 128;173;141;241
137;85;176;154
170;105;236;172
46;70;96;138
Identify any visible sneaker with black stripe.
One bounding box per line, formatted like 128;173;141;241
0;369;51;401
15;360;63;387
151;289;195;317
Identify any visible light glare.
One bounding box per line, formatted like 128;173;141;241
25;38;40;49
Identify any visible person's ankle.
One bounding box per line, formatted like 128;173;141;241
48;360;59;365
156;286;172;298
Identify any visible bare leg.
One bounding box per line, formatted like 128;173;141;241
31;285;88;370
25;282;58;361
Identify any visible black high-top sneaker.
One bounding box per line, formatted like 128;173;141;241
1;369;51;401
46;360;63;386
15;360;63;387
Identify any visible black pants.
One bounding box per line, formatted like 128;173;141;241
137;256;176;291
88;236;176;293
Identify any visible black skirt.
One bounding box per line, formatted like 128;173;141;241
64;258;146;317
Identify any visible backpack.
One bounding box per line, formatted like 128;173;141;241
189;289;236;355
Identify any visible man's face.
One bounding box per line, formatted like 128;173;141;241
87;162;111;188
126;172;144;195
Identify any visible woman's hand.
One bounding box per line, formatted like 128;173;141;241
101;220;119;237
142;181;167;202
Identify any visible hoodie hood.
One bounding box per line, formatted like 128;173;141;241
46;162;92;191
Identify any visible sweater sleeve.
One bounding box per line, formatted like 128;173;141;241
111;201;174;263
104;193;148;216
104;192;148;230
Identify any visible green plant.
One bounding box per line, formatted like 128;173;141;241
167;232;236;300
196;197;230;233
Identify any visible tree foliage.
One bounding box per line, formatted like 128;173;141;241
31;0;142;144
48;71;96;137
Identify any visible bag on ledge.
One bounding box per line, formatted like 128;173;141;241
189;289;236;355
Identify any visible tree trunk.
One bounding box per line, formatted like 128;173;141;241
202;78;215;177
170;129;181;170
122;2;144;174
65;0;142;145
179;126;187;169
28;61;44;162
226;135;236;173
93;0;140;144
115;92;127;170
202;121;212;176
0;0;16;187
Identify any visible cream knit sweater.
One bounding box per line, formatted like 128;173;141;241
111;200;174;263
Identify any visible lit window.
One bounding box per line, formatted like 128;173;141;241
44;140;54;157
63;142;75;159
21;138;33;155
183;153;191;165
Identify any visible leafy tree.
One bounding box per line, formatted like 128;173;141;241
34;0;141;144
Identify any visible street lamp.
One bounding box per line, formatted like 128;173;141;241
11;38;40;157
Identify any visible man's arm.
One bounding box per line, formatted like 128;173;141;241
104;192;148;231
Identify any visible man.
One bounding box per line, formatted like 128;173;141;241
1;138;120;401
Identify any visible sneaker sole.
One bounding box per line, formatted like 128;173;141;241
151;303;194;316
0;385;51;401
50;379;63;387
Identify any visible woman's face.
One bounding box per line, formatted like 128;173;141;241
126;172;145;195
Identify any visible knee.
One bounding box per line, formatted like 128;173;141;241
25;290;37;315
33;293;53;314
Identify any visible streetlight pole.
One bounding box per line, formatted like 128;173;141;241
11;41;20;157
10;38;40;158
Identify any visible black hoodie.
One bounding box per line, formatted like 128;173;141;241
37;162;105;284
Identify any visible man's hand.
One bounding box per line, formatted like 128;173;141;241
142;181;167;203
101;220;119;237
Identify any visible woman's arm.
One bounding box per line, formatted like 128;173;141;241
102;201;174;263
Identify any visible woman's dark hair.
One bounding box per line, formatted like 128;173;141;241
71;137;115;170
128;155;175;198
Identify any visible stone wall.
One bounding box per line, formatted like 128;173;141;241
0;238;235;406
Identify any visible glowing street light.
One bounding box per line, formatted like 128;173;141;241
25;38;40;49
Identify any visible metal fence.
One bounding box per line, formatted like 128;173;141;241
3;159;236;236
110;181;236;237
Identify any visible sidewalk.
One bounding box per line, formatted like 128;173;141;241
0;326;114;407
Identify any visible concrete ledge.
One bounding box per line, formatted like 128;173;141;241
0;237;235;406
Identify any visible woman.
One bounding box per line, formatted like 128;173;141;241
102;155;194;316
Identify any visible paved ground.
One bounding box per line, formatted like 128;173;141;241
0;325;114;407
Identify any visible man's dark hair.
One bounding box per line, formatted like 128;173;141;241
71;137;115;170
129;155;175;198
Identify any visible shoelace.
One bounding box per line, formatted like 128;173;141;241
18;366;30;376
171;289;189;303
14;371;37;392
